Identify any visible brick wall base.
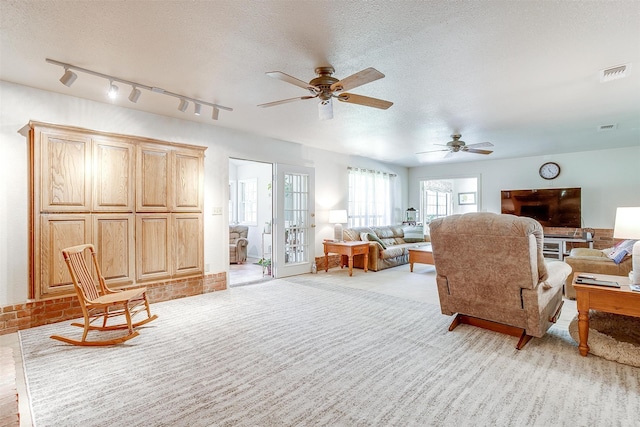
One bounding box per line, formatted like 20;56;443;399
0;272;227;336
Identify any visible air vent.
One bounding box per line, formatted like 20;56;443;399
600;64;630;82
598;124;617;132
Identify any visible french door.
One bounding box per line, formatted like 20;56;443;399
272;163;315;278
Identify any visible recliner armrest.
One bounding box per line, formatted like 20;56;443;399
236;237;248;248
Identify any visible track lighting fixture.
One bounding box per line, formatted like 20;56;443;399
59;68;78;87
46;58;233;119
128;87;141;103
107;81;119;99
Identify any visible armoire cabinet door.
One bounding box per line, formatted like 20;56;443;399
173;213;204;276
93;214;135;287
173;149;204;212
38;129;92;212
136;214;171;281
93;138;135;212
37;214;91;299
136;145;172;212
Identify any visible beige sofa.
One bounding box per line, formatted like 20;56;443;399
429;212;571;349
563;248;632;299
342;225;430;271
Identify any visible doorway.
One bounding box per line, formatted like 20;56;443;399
419;175;480;224
228;158;273;286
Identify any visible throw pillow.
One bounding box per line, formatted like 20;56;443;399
367;232;387;249
403;225;425;243
359;232;370;242
607;239;636;264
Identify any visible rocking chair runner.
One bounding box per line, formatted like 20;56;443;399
50;244;158;346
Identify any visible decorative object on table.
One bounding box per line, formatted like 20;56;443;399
458;192;476;205
405;207;417;225
613;207;640;284
328;209;348;242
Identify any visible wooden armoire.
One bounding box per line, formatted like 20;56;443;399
28;122;206;300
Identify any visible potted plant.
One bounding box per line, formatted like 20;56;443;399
258;258;271;275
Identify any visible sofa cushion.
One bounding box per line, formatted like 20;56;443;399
403;225;425;243
366;232;387;249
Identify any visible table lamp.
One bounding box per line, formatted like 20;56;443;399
329;209;348;242
613;207;640;285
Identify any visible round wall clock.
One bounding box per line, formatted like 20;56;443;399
539;162;561;180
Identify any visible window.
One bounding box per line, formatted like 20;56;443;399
420;180;453;224
348;167;395;227
238;178;257;225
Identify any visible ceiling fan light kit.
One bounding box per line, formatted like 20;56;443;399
258;65;393;119
46;58;232;120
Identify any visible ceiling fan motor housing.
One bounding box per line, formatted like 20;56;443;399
310;67;340;100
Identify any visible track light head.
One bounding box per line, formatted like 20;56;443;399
59;68;78;87
194;103;202;116
128;87;141;103
178;99;188;112
212;107;219;120
108;82;119;99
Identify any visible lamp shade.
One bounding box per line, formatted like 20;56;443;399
613;207;640;239
328;210;348;224
613;207;640;285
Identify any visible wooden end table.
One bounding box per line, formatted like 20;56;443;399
408;245;434;272
323;241;369;276
573;272;637;357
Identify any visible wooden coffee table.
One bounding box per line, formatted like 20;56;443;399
408;245;434;272
323;241;369;276
573;272;637;357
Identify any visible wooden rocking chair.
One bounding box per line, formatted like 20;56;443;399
50;244;158;346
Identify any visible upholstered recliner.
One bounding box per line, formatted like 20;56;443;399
429;212;572;349
229;225;249;264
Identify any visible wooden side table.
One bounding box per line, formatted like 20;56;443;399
408;245;433;272
573;272;637;356
323;241;369;276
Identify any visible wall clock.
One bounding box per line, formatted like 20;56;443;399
539;162;561;180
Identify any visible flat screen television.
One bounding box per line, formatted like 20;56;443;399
500;187;581;228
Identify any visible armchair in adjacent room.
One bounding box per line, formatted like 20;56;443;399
429;212;571;349
229;225;249;264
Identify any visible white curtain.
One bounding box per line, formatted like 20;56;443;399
348;167;395;227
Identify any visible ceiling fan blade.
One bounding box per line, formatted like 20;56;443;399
337;93;393;110
464;148;493;155
265;71;317;91
330;67;385;92
318;98;333;120
258;96;316;108
416;148;449;155
466;142;494;149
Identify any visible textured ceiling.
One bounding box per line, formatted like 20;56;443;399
1;0;639;166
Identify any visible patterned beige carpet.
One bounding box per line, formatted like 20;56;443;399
19;275;640;426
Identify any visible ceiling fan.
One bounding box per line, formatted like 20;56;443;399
258;66;393;120
417;134;494;158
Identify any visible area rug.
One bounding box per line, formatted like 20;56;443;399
20;276;640;427
569;311;640;368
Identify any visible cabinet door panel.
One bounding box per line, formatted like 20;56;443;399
93;139;135;211
40;131;91;212
38;214;91;298
173;213;203;276
93;214;135;287
137;146;171;211
136;214;171;281
173;150;203;212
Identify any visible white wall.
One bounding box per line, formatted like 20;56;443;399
409;147;640;229
0;81;407;305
